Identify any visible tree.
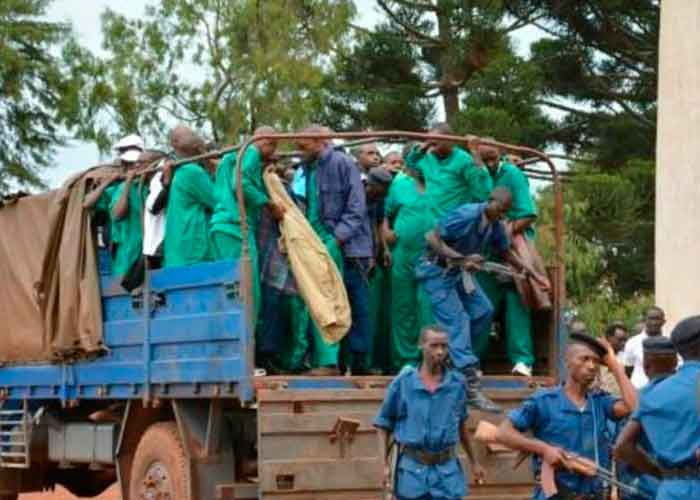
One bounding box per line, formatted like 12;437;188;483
0;0;84;192
73;0;356;151
505;0;659;164
504;0;659;297
319;24;434;131
373;0;539;123
453;53;555;149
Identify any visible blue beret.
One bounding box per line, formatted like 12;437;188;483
366;167;393;186
642;336;676;354
569;332;607;357
671;315;700;350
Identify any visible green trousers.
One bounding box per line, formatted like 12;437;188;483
283;231;343;369
284;295;340;368
211;230;261;323
474;272;535;367
365;264;392;372
389;245;434;371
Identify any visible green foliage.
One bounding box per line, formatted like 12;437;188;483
368;0;534;122
319;24;434;131
0;0;83;192
506;0;658;165
73;0;356;150
453;54;554;148
573;291;653;338
536;159;655;315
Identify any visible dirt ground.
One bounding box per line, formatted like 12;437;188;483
19;484;120;499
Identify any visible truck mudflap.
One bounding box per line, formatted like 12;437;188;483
256;376;550;500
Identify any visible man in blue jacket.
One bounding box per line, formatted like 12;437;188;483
295;125;374;374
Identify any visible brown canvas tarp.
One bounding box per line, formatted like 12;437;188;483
0;170;108;363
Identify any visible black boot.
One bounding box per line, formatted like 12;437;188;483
462;366;502;413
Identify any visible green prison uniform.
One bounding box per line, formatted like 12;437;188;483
163;162;216;268
210;147;269;320
296;164;342;367
384;173;436;370
278;295;311;372
404;145;493;219
95;182;144;276
366;263;391;372
474;160;537;367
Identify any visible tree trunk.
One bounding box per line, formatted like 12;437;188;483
443;87;460;123
436;0;460;122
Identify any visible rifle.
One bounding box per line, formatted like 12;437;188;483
474;421;642;498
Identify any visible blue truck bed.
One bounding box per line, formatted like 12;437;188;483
0;260;254;404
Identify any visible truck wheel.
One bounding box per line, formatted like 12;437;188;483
129;422;190;500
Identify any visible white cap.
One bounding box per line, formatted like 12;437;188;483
120;149;141;163
113;134;145;152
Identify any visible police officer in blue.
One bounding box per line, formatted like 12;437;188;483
374;324;485;499
613;315;700;499
496;332;638;499
614;336;678;499
416;187;516;413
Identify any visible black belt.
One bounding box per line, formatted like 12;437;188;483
402;446;455;466
545;486;605;500
660;465;700;479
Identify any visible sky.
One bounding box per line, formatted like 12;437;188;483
43;0;544;188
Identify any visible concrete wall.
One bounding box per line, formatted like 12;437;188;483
656;1;700;329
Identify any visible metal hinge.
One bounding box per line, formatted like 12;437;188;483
223;280;241;300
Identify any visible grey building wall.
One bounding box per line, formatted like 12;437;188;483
656;1;700;329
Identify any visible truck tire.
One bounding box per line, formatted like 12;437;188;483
128;422;190;500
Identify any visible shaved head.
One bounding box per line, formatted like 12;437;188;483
429;122;454;136
296;124;329;161
252;125;278;160
254;126;276;136
484;187;513;222
566;342;597;362
301;124;326;134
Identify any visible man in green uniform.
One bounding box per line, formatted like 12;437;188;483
382;166;435;371
163;132;216;267
209;126;284;320
474;144;538;377
83;147;144;277
404;123;492;219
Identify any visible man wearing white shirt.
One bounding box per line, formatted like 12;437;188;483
620;306;667;389
142;151;171;268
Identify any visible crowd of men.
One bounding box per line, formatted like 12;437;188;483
85;122;543;412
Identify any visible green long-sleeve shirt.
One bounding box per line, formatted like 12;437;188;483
490;160;537;239
404;145;492;219
94;181;145;276
384;172;435;255
210;145;269;239
164;162;216;267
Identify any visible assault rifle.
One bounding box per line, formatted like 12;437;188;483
474;421;642;498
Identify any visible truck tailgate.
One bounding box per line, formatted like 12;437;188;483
256;376;546;500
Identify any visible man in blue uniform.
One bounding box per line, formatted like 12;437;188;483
496;333;638;499
614;336;678;500
374;324;485;500
415;187;514;413
613;315;700;499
